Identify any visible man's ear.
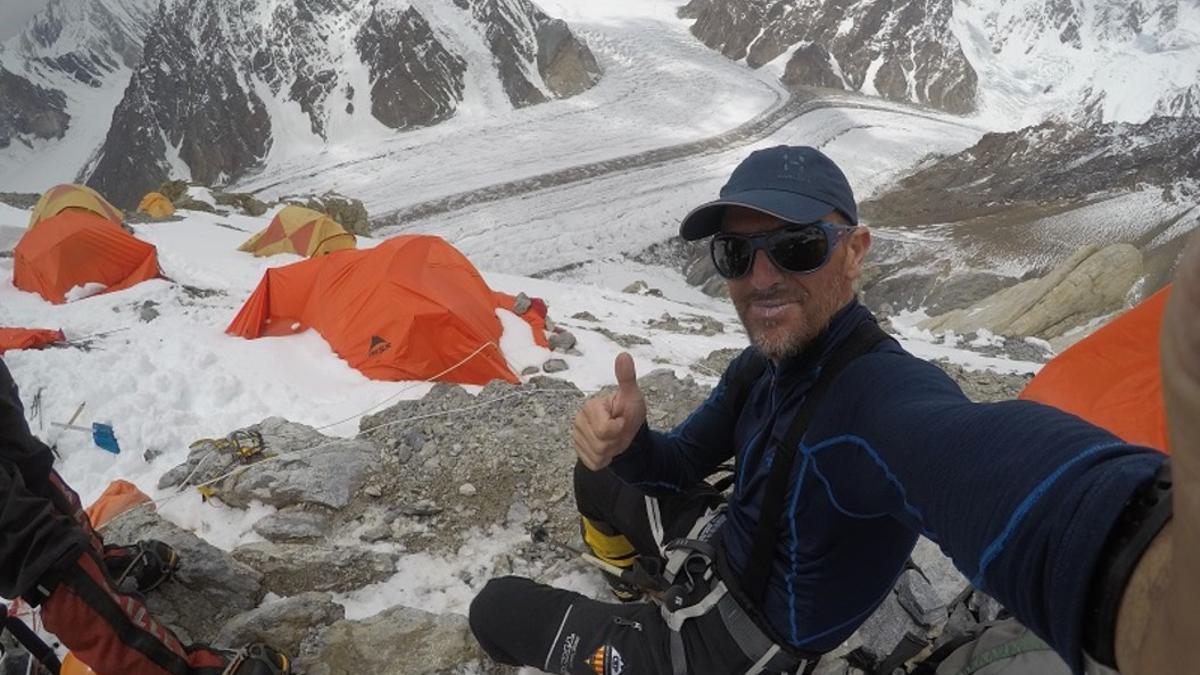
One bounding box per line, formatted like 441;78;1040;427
843;226;871;281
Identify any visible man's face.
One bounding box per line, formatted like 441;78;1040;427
722;206;869;361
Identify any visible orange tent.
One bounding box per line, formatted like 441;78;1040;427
13;210;161;304
137;191;176;219
1020;286;1169;452
0;327;65;354
238;206;356;258
29;183;124;229
227;235;519;384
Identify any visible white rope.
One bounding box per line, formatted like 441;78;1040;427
314;341;505;432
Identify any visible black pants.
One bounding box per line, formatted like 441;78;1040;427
470;464;769;675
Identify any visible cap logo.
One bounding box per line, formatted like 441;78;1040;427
778;151;808;182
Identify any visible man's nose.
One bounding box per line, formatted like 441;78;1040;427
748;248;784;290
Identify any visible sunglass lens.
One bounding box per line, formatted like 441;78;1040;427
712;235;754;278
770;226;828;273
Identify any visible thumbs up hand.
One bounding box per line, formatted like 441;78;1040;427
573;352;648;471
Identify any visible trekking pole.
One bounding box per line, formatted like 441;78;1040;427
0;603;62;674
543;539;628;577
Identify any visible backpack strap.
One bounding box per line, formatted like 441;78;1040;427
740;320;890;605
704;351;769;495
726;349;768;417
0;602;62;672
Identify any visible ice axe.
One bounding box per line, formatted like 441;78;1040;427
50;403;121;454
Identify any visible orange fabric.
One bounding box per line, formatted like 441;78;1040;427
13;210;160;304
493;291;551;348
29;184;124;228
227;235;519;385
0;327;65;354
60;653;97;675
1020;286;1170;452
85;480;153;529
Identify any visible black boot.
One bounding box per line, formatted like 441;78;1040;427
103;539;180;592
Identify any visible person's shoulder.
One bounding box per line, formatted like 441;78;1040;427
841;339;966;400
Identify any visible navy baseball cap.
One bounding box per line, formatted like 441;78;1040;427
679;145;858;240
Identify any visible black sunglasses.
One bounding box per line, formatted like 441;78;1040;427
710;221;856;279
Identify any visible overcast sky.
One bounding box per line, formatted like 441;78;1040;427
0;0;52;42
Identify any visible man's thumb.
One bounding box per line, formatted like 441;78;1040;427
610;352;640;417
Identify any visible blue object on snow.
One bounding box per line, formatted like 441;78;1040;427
92;423;121;454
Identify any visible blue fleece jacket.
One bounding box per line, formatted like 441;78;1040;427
609;300;1164;673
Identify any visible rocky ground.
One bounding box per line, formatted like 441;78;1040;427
66;341;1035;675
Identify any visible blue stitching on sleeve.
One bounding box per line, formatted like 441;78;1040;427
788;453;812;643
806;434;928;528
969;440;1126;586
809;461;890;519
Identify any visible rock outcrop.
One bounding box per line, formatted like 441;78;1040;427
920;243;1143;340
300;605;486;675
158;417;375;511
100;509;265;644
0;67;69;150
679;0;977;114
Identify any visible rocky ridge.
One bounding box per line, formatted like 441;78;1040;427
80;0;601;208
679;0;977;114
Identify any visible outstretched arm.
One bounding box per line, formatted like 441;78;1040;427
1116;232;1200;674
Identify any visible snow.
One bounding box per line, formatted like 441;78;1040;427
64;282;108;302
951;0;1200;128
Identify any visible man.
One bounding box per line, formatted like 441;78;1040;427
0;359;291;675
469;145;1198;674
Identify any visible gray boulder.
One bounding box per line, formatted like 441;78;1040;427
100;509;264;643
159;417;375;511
252;507;333;543
216;592;344;655
910;537;970;609
284;192;370;236
897;570;946;628
301;605;485;675
845;592;927;665
232;542;396;595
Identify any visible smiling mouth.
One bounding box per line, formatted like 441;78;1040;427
750;300;795;318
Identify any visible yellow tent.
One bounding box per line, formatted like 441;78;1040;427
238;206;357;258
138;192;176;219
29;184;124;229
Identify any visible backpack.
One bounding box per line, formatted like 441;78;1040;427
920;619;1069;675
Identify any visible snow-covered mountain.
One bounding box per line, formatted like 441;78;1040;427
0;0;158;176
680;0;1200;126
0;0;602;207
679;0;978;114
